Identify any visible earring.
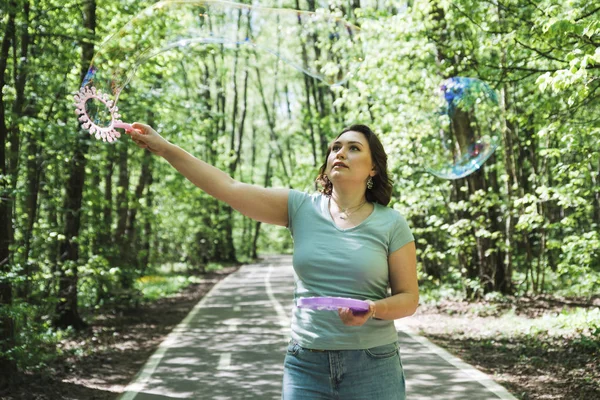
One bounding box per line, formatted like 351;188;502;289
367;176;374;190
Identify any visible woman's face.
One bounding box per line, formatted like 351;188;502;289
326;130;376;186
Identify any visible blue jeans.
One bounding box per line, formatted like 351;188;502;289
282;340;406;400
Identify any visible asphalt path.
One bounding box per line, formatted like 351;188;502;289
119;255;516;400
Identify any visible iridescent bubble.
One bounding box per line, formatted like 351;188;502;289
421;77;501;180
74;0;363;141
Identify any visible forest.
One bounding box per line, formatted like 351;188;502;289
0;0;598;398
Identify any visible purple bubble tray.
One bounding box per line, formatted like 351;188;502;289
297;296;370;312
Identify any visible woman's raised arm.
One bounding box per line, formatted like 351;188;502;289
128;123;289;227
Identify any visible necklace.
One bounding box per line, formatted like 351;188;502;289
330;197;368;220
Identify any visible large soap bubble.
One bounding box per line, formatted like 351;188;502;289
420;77;501;180
74;0;363;142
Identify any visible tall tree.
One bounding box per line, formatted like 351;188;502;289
0;0;18;386
54;0;96;330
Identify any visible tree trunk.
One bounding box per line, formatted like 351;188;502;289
9;0;30;192
453;106;495;294
431;0;503;295
0;1;17;386
115;141;131;285
10;0;32;286
592;157;600;226
98;149;116;252
115;142;129;240
140;171;153;275
255;65;291;185
294;0;319;166
126;149;152;266
54;127;90;329
499;83;518;294
53;0;96;330
496;3;518;295
251;153;273;259
302;0;330;160
20;137;41;300
23;78;67;290
208;42;236;263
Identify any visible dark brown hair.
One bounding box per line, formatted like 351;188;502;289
315;124;393;206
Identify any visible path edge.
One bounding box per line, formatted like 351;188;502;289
395;322;518;400
117;270;240;400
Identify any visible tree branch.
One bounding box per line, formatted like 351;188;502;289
575;6;600;22
514;38;567;64
32;32;85;42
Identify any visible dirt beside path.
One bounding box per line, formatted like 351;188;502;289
2;267;238;400
402;298;600;400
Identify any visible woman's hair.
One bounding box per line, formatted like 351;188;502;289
315;124;393;206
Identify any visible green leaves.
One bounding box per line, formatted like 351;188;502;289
339;0;600;297
1;0;599;374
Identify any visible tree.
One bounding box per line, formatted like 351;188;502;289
0;0;18;386
54;0;96;330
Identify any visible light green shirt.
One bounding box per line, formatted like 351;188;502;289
287;190;414;350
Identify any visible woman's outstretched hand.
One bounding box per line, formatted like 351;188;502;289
127;122;171;157
338;300;376;326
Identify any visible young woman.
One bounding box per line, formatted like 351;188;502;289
128;123;418;399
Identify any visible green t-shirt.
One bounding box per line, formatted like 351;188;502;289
287;190;414;350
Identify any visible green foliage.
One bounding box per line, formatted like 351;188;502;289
0;302;69;371
419;281;465;304
339;0;600;297
1;0;599;378
78;255;119;309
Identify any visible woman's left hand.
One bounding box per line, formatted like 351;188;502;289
338;300;376;326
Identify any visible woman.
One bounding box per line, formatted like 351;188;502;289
127;123;418;399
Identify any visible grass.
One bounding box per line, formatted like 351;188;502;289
417;280;600;344
408;287;600;399
135;275;202;301
429;307;599;345
136;262;229;301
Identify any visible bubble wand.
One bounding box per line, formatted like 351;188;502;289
74;86;134;143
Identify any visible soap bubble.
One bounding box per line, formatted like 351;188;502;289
421;77;501;180
74;0;363;141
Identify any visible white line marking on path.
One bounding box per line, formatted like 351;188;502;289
396;323;517;400
217;353;232;370
265;264;291;341
118;272;237;400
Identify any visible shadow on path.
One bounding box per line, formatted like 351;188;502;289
119;255;516;400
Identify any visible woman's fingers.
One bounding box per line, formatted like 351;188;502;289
131;122;151;133
126;122;167;156
126;126;150;146
338;308;369;326
131;136;145;146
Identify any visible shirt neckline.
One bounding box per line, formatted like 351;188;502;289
321;194;377;232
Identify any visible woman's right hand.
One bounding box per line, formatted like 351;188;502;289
127;122;171;157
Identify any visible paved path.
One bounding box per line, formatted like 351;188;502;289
119;255;516;400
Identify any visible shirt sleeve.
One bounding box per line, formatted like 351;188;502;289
388;212;415;254
287;189;309;234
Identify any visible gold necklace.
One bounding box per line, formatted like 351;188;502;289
330;197;367;220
